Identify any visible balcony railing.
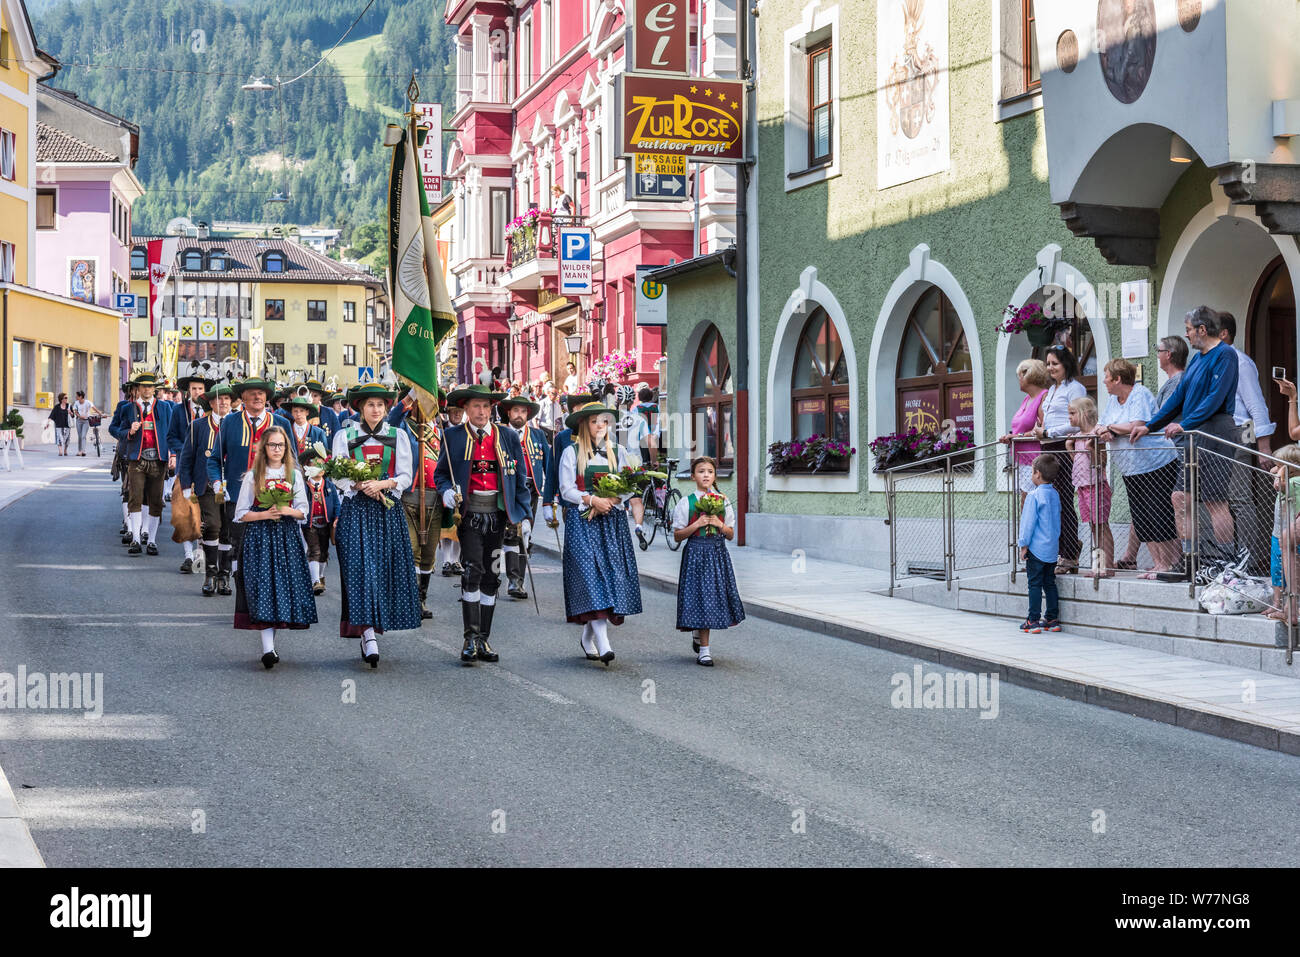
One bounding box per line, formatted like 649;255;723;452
505;211;586;269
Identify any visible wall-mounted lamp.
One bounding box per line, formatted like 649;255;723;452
1170;133;1195;164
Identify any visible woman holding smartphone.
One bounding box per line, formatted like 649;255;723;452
1274;368;1300;441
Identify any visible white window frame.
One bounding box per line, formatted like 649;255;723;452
783;6;840;193
0;129;16;182
992;0;1043;122
0;241;14;283
540;0;554;72
518;13;533;96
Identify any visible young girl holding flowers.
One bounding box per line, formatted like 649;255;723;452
233;426;317;669
671;456;745;665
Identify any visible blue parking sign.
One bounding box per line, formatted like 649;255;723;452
558;227;594;296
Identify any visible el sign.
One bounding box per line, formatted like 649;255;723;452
619;74;745;162
629;0;688;76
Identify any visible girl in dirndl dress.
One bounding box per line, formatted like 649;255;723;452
233;426;318;669
672;456;745;666
559;401;643;665
331;384;423;669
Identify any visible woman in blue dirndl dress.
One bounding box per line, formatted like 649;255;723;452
331;384;423;669
233;426;318;669
671;456;744;666
559;402;642;665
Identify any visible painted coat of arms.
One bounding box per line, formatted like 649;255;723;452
884;0;939;140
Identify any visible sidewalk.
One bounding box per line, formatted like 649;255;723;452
0;430;99;865
535;525;1300;755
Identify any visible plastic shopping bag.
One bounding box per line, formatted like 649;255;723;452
1199;567;1271;615
41;419;54;445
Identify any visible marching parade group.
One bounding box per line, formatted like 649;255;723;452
104;366;746;671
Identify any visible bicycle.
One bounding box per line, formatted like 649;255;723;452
87;415;102;457
636;457;682;551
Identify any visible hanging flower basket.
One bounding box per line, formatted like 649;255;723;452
767;435;856;475
997;302;1068;347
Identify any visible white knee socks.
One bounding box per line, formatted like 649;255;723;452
183;541;195;559
591;619;611;656
121;502;129;522
260;627;276;655
461;589;480;604
443;540;461;564
481;592;496;607
128;511;142;541
361;626;378;657
309;560;321;582
144;514;160;542
579;623;596;655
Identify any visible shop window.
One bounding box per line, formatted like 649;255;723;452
791;307;850;443
895;287;974;435
691;325;734;467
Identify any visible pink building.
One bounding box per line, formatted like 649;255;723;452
445;0;739;393
34;86;143;386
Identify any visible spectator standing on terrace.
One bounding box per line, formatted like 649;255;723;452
1097;358;1182;578
1030;346;1086;574
999;358;1050;506
1130;306;1240;582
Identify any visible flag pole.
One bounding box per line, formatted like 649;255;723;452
402;79;430;550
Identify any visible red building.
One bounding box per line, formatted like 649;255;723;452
445;0;738;393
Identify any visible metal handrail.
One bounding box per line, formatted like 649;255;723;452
880;438;1007;475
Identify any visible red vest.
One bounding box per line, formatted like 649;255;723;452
138;401;157;452
468;426;499;493
244;412;271;471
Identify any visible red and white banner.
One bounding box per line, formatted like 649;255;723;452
146;237;179;337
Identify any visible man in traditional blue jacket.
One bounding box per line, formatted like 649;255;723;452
434;384;533;665
499;395;551;600
179;382;233;596
109;371;175;555
110;380;136;540
304;378;341;443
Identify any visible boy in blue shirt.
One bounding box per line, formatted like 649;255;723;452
1018;453;1063;633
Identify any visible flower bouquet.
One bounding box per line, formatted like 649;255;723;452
255;479;294;512
617;465;667;491
581;472;632;520
319;449;395;508
693;490;727;536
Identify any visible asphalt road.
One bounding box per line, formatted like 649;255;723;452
1;465;1298;867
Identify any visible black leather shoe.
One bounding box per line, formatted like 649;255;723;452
128;540;142;555
146;542;158;556
420;602;433;620
121;532;133;545
460;599;479;665
599;650;615;667
141;531;149;546
261;651;279;670
201;569;217;596
636;528;648;551
580;634;599;660
508;583;528;600
448;561;465;576
118;523;127;536
691;632;701;654
216;572;232;596
441;562;456;577
179;557;193;573
476;604;498;662
360;642;379;669
313;580;325;596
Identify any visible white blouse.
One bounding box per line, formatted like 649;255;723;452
1039;379;1087;439
558;445;632;507
233;465;308;523
330;421;413;498
671;489;736;531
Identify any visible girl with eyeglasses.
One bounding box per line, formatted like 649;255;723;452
233;426;318;669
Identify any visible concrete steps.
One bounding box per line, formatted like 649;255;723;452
893;570;1298;679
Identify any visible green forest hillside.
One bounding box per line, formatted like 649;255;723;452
31;0;456;242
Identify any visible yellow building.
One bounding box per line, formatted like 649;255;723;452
129;237;391;390
3;0;132;413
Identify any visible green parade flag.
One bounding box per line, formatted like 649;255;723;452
388;115;455;414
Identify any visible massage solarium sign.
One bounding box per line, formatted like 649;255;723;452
618;73;745;163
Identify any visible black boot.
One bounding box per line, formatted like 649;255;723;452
418;572;433;620
202;567;217;596
460;599;479;665
506;552;527;600
476;602;499;662
217;551;233;595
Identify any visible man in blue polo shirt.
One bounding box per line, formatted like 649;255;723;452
1131;306;1240;581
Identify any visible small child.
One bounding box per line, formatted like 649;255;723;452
298;445;340;596
1067;396;1113;577
1018;453;1062;633
671;456;745;665
1266;445;1300;621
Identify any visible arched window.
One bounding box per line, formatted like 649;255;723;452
263;251;285;273
691;325;734;467
895;286;973;434
791;307;850;442
1031;289;1096;403
182;248;204;271
130;246;146;271
207;249;227;272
